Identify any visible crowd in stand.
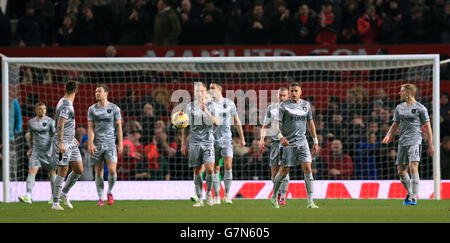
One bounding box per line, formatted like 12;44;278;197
2;0;450;47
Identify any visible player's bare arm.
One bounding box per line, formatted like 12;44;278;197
272;120;288;147
424;121;434;156
57;117;67;153
87;120;97;155
27;131;33;157
307;119;320;155
181;127;187;156
259;124;270;150
116;120;123;155
382;121;399;144
234;114;245;146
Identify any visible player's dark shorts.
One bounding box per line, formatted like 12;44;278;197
269;140;281;167
91;143;118;165
280;140;312;167
189;143;215;168
29;150;57;171
396;144;421;165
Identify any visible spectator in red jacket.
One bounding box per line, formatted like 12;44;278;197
357;4;383;45
117;121;143;180
315;0;341;45
140;127;174;180
323;139;354;180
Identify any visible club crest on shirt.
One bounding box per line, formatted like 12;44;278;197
302;106;307;112
61;108;69;116
411;109;417;114
42;122;47;127
107;109;112;113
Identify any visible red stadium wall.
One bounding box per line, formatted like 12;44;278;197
0;44;449;57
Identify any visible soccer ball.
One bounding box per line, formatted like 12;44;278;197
171;111;189;129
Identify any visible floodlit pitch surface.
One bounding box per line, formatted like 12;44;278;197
1;199;449;223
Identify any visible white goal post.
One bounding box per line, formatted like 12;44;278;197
1;54;441;202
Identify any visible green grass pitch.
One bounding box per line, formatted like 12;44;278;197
1;199;449;223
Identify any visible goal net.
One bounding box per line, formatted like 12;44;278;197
1;55;441;202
